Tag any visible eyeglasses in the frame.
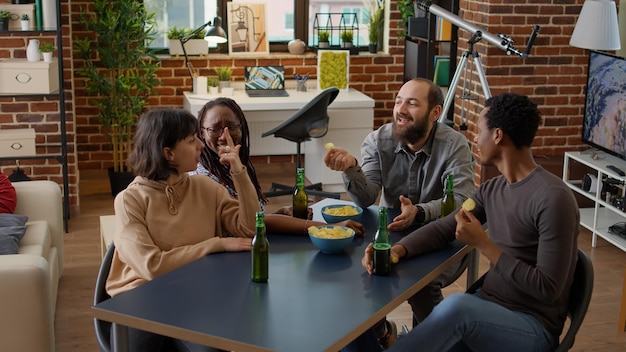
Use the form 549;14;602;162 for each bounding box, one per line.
202;124;241;137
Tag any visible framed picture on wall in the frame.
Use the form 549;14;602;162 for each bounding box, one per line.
227;2;269;56
317;50;350;92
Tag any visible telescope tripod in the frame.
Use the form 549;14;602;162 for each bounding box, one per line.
439;32;492;129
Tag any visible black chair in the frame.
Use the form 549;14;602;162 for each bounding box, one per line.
555;248;594;351
261;87;341;199
94;243;115;352
466;248;594;351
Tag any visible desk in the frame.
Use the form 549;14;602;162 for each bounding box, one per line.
183;89;375;192
93;198;472;352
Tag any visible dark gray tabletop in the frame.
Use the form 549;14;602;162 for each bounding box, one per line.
94;198;470;352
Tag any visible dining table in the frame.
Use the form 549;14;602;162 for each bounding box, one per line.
93;198;475;352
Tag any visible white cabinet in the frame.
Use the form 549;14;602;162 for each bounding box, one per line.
563;151;626;250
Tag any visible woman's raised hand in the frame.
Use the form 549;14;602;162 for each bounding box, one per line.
218;128;244;173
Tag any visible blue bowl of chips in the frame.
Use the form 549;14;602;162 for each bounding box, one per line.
308;225;356;254
320;204;363;223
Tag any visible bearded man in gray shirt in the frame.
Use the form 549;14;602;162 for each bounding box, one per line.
326;78;475;349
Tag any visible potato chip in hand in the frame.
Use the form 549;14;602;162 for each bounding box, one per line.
324;142;335;151
462;198;476;211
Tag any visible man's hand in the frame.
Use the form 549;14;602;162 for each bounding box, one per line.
388;195;418;231
361;243;405;274
455;209;502;264
324;147;357;172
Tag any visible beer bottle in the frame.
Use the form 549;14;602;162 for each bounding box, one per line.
373;206;391;275
293;167;308;219
251;211;269;282
441;174;455;218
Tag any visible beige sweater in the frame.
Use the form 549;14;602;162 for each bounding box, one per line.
106;169;260;296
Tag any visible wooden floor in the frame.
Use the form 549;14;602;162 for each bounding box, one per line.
55;163;626;351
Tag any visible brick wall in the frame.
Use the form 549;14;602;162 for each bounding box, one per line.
0;0;597;203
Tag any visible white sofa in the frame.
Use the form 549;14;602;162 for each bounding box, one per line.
0;180;64;352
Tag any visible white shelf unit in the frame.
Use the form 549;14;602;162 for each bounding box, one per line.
563;151;626;250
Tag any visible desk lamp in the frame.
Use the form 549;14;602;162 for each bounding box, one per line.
570;0;621;50
180;16;228;79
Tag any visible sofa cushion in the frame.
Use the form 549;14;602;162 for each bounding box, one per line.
0;214;28;255
18;221;51;258
0;174;17;214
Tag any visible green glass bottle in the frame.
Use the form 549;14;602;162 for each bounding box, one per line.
441;174;456;218
251;211;269;283
293;167;308;219
373;206;391;275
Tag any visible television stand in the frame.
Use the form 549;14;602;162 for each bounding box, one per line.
563;151;626;331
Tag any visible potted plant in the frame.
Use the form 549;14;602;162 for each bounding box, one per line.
39;41;55;62
318;30;330;48
20;13;30;31
214;66;232;90
397;0;415;38
365;0;384;53
75;0;161;196
168;26;208;56
207;76;219;95
340;29;353;48
0;11;11;31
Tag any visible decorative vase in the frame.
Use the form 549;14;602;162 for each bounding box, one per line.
288;39;306;55
21;20;30;31
42;51;53;62
218;80;230;90
26;39;40;62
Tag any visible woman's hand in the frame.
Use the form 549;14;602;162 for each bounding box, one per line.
221;237;253;252
218;128;244;173
333;220;365;237
274;206;313;219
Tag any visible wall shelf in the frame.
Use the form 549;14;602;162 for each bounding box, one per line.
0;0;69;232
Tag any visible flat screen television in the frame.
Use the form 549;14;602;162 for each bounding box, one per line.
581;51;626;161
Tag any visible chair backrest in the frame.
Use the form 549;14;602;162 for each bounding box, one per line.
261;87;339;143
555;248;594;352
93;243;115;352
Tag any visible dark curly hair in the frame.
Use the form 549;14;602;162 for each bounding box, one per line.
196;98;267;205
129;109;198;181
484;93;541;149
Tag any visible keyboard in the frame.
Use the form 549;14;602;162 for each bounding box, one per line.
246;90;290;97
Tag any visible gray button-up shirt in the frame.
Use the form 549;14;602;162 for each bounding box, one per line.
342;122;475;223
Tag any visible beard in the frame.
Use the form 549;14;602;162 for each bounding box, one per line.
392;112;430;145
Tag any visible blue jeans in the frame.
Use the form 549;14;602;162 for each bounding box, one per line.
386;292;558;352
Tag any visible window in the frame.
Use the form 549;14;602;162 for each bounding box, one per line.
146;0;372;52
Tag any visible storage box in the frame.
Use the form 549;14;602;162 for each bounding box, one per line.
0;59;59;94
0;128;36;157
0;4;36;30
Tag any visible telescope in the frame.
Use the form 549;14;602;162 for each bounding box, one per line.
415;1;540;57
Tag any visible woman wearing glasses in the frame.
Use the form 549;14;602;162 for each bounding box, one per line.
192;97;364;236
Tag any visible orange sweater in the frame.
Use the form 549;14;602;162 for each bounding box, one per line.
106;169;260;296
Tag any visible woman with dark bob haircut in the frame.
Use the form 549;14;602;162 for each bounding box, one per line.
107;108;260;351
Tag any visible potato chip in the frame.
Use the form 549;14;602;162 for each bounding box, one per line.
324;142;335;151
323;205;359;216
462;198;476;211
308;226;353;239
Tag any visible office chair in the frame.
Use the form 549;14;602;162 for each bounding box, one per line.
465;248;594;351
261;87;341;199
94;243;115;352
